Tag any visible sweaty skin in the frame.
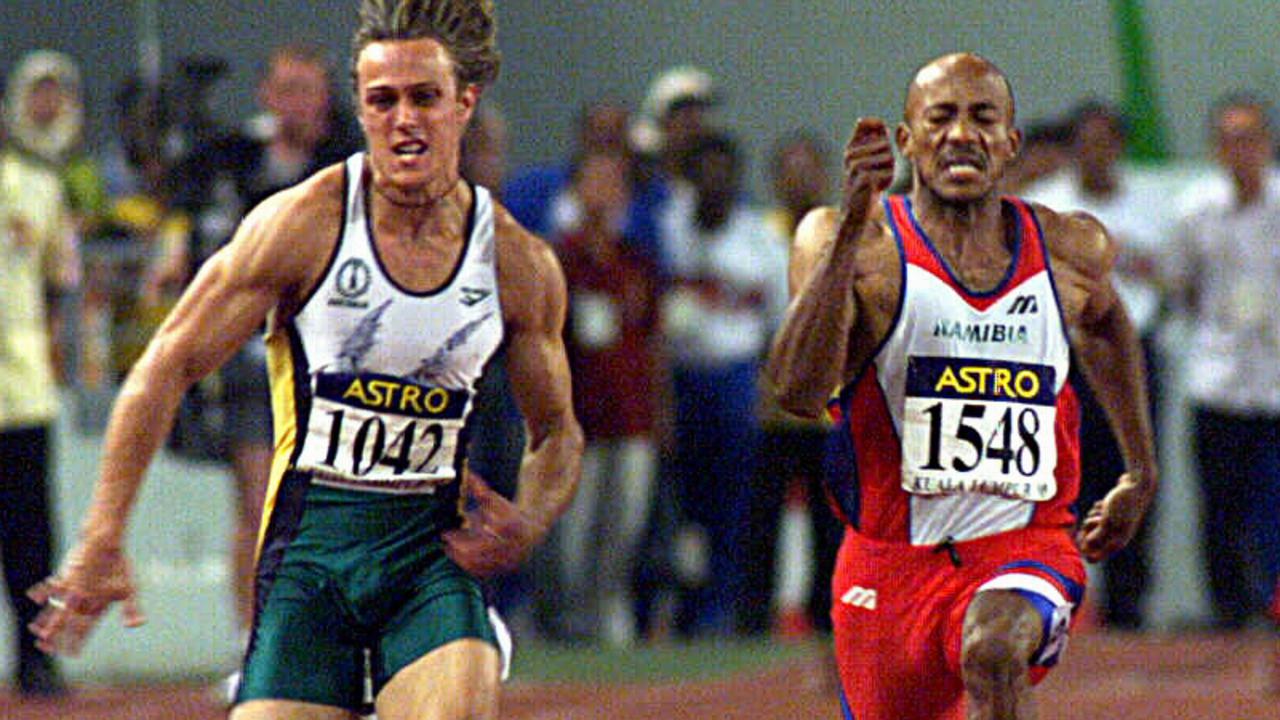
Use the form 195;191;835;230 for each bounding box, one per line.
28;35;582;720
768;53;1155;561
766;53;1156;720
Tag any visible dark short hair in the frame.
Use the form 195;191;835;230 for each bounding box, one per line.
1067;99;1128;141
1021;118;1072;147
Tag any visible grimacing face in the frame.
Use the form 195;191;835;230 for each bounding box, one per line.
897;58;1021;205
356;37;479;201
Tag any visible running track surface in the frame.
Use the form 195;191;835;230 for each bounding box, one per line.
3;631;1276;719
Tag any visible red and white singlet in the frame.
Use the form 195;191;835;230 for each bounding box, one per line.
827;195;1080;544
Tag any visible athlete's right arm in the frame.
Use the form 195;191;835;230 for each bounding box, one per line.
28;175;338;654
765;118;895;418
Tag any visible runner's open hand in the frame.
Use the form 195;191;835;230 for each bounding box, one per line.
27;542;146;656
444;470;541;577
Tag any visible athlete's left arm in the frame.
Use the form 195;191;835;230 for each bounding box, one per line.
444;212;584;578
1047;208;1158;562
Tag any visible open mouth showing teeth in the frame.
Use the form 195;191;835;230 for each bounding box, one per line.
943;157;984;172
941;158;986;180
394;141;427;156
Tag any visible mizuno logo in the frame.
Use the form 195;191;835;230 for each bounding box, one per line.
1007;294;1039;315
840;585;878;610
460;287;492;307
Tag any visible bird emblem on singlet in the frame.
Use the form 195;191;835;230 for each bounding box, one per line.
409;311;495;388
333;299;392;373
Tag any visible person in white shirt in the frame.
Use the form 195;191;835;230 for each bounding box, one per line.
659;131;789;636
1164;93;1280;631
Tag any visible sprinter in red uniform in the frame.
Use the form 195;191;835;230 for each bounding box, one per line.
767;53;1156;720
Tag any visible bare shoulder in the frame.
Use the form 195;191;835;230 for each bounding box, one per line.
791;202;896;289
1024;201;1125;328
795;205;842;244
230;164;346;302
789;200;899;379
246;164;346;251
1030;201;1117;280
492;202;567;331
794;202;892;251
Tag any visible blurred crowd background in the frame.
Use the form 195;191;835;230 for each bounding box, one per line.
1;0;1279;695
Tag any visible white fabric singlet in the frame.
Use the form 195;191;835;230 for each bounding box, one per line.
286;153;503;493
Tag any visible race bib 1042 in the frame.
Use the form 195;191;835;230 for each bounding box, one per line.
295;371;470;490
901;356;1058;501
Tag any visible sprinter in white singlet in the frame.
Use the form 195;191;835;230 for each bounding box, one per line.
28;3;583;720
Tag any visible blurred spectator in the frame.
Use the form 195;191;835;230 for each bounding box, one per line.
659;132;788;636
3;50;105;385
553;150;665;645
503;99;626;233
156;41;361;636
99;78;173;207
765;131;830;234
461;102;509;192
1023;100;1169;630
2;50;106;236
0;65;82;694
1164;93;1280;630
740;131;843;637
627;68;724;637
504;99;667;270
632;66;720;183
1002;118;1072;195
96;78;190;382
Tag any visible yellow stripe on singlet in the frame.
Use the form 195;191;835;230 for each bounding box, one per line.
255;327;303;558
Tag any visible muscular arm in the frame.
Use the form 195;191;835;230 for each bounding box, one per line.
79;187;327;551
500;224;584;536
1048;209;1158;559
765;207;862;417
766;118;895;418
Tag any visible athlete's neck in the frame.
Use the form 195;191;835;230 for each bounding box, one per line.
370;168;463;212
368;170;471;247
912;187;1015;285
911;186;1005;245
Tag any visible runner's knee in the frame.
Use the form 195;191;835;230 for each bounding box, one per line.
961;624;1028;698
960;592;1040;697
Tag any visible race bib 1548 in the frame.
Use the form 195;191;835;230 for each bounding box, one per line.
901;355;1058;501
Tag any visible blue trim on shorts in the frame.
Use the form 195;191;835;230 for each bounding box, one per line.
838;681;857;719
995;560;1085;605
1011;588;1061;667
